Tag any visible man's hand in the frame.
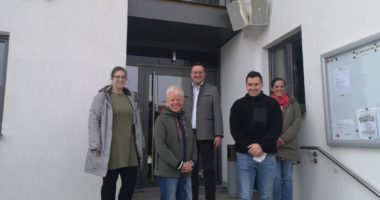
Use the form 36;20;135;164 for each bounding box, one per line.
214;136;222;149
247;143;263;157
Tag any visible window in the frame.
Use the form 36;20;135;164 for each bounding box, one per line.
0;35;9;134
269;32;306;112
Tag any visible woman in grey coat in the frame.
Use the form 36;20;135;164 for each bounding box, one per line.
270;78;301;200
85;66;145;200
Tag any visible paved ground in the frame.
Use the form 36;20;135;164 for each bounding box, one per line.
134;186;240;200
134;186;260;200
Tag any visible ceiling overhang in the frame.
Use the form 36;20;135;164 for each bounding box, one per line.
128;0;238;56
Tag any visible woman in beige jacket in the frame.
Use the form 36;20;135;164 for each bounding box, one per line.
270;78;301;200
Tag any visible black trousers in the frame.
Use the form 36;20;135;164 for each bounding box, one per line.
101;166;137;200
191;138;216;200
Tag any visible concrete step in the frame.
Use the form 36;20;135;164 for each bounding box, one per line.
134;185;259;199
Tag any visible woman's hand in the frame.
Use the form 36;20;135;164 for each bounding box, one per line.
91;149;101;156
277;138;285;148
181;161;193;173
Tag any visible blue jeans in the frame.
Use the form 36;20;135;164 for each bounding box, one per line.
158;175;192;200
236;153;276;200
273;158;294;200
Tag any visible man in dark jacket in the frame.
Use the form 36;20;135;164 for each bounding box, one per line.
230;71;282;200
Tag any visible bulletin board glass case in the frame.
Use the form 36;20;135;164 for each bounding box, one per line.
322;33;380;148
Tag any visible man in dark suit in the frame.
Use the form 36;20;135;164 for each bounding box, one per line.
183;62;223;200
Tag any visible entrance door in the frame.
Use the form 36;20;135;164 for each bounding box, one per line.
135;66;221;188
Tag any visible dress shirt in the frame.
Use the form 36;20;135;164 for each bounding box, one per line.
191;82;204;129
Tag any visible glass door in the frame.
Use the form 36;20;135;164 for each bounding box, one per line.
135;66;221;188
136;67;191;187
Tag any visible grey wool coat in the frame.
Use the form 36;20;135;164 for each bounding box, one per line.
183;83;223;140
276;96;302;163
84;85;145;177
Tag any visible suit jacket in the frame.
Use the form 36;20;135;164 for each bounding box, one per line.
183;82;223;140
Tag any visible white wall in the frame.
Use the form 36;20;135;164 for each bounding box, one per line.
0;0;128;199
298;149;379;200
220;0;380;199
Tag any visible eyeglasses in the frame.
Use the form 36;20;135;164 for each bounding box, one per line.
114;76;126;80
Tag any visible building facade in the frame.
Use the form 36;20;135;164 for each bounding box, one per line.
1;0;380;199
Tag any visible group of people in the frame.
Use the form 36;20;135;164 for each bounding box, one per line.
84;63;301;200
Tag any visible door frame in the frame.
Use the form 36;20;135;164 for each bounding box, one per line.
135;65;221;188
0;35;9;135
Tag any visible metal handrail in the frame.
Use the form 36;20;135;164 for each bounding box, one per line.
300;146;380;198
162;0;232;8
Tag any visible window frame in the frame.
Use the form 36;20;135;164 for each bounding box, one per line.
0;34;10;135
268;31;306;112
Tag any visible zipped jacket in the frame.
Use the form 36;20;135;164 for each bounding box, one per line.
84;85;145;177
276;96;301;163
154;108;197;178
230;92;283;154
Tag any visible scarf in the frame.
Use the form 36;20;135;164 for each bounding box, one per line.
271;93;289;111
175;113;188;161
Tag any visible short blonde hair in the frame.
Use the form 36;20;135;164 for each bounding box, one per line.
166;85;184;100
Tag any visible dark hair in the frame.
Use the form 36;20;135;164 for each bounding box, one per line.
191;62;205;70
271;77;286;88
245;71;263;83
111;66;127;79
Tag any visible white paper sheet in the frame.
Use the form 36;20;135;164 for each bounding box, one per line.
356;108;379;140
253;153;267;163
332;119;358;140
334;67;350;96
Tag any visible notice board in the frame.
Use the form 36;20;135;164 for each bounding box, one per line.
322;33;380;148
